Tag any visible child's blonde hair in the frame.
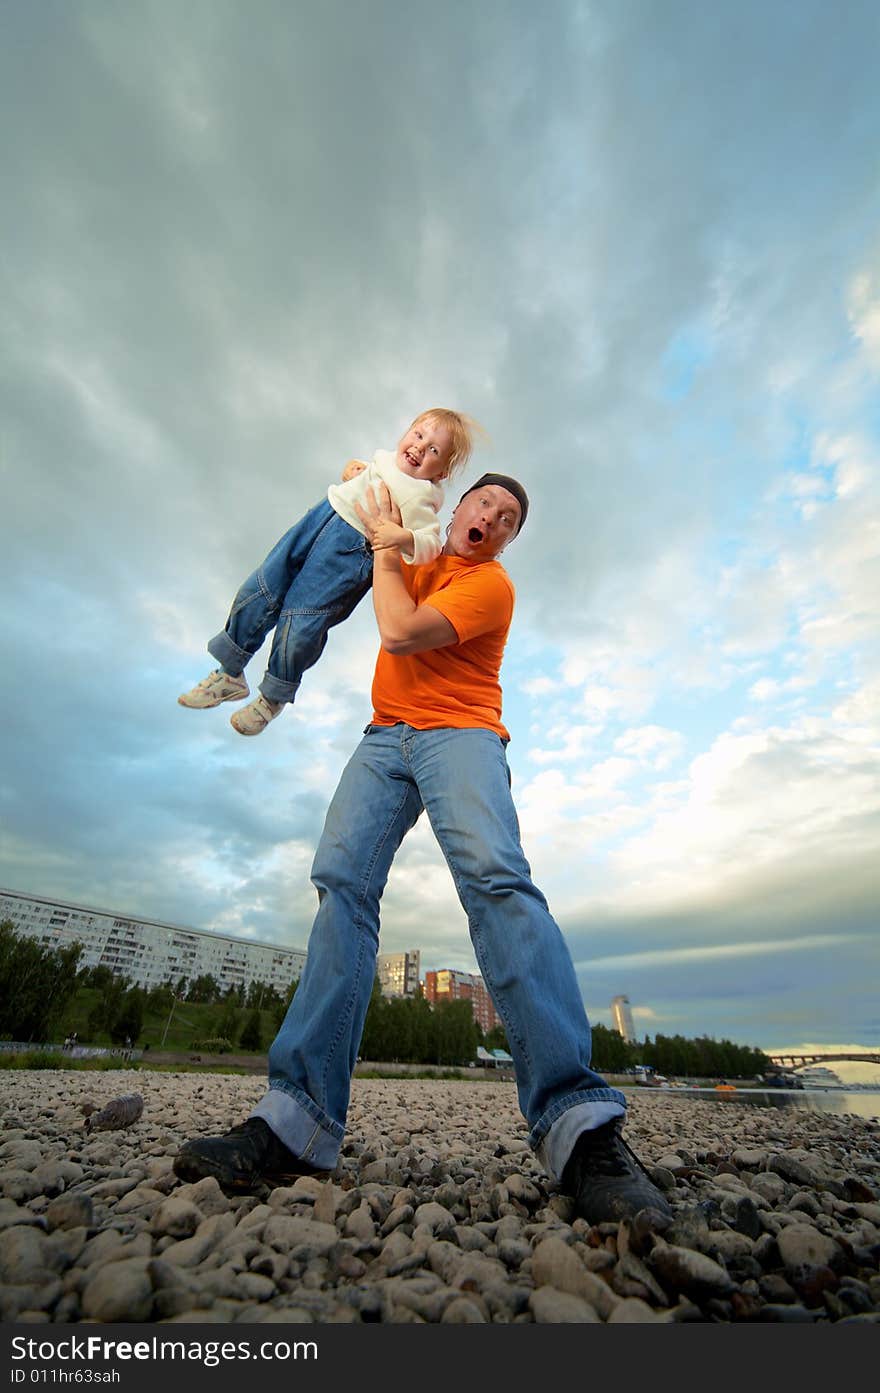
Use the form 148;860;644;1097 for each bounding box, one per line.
411;408;481;481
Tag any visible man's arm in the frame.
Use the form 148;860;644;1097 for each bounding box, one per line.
356;484;457;656
371;549;457;655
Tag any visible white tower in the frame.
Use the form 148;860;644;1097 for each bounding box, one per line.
611;994;636;1043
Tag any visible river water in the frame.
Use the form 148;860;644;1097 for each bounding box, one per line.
622;1086;880;1122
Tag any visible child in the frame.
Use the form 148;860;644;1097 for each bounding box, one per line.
178;409;474;735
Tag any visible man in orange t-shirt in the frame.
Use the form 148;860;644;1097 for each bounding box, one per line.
176;475;670;1226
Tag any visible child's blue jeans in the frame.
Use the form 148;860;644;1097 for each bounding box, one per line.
208;499;374;704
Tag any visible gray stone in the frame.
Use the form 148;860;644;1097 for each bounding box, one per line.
161;1212;236;1267
412;1201;456;1235
0;1140;42;1170
607;1297;665;1322
768;1149;830;1187
152;1197;204;1237
531;1236;620;1319
777;1223;844;1273
529;1287;601;1322
31;1160;83;1196
173;1176;231;1216
344;1201;376;1242
1;1170;42;1202
749;1172;788;1204
81;1258;153;1322
0;1226;62;1284
45;1193;93;1231
648;1238;736;1300
262;1214;339;1259
441;1296;488;1322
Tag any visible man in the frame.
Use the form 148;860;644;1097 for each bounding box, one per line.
174;474;670;1224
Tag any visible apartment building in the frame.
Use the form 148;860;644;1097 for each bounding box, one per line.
0;888;307;997
376;950;421;998
423;968;500;1033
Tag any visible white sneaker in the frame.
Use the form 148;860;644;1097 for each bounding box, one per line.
230;694;283;736
178;670;249;709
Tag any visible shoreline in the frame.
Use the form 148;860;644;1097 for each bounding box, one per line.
1;1070;878;1324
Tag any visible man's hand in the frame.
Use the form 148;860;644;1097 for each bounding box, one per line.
341;459;366;482
355;482;403;545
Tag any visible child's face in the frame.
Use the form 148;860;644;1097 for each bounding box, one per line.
395;416;454;483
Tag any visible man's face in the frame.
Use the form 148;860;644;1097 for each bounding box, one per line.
395;416;454;483
445;484;522;561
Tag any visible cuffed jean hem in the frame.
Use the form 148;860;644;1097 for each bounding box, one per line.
208;630;251;678
249;1080;345;1171
529;1087;627;1182
534;1099;627;1183
258;672;300;704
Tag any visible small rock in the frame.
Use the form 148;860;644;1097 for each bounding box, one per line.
607;1297;664;1322
529;1287;600;1322
152;1198;204;1238
441;1296;487;1323
648;1238;736;1300
45;1193;93;1232
777;1223;844;1274
81;1258;153;1322
413;1202;456;1236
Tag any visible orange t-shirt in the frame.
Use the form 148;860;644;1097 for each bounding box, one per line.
370;555;515;738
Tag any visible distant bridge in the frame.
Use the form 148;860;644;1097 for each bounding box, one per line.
766;1052;880;1070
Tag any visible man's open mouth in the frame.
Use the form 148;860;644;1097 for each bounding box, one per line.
468;527;484;543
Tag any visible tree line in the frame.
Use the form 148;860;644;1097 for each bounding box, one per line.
0;921;771;1076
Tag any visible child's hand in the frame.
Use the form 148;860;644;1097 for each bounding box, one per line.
371;520;413;556
341;459;366;482
355;483;411;557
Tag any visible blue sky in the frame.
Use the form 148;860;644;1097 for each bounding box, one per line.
2;1;878;1072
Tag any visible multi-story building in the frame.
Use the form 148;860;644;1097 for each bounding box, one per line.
611;994;637;1044
376;950;421;998
423;968;500;1033
0;888;307;997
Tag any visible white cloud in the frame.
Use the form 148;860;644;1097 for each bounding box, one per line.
613;725;685;770
848;271;880;371
576;933;862;974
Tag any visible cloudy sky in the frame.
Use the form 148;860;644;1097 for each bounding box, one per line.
3;0;879;1070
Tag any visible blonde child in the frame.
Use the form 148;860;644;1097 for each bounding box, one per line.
178;409;474;735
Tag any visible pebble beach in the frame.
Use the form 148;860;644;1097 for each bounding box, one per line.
1;1071;879;1325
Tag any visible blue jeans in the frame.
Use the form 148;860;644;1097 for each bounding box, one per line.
208;499;374;704
251;724;626;1181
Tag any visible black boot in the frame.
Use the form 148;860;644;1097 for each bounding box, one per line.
561;1119;672;1224
173;1117;327;1192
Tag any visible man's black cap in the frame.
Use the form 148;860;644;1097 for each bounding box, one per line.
457;473;529;534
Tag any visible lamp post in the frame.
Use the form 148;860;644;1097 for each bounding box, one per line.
160;994;180;1049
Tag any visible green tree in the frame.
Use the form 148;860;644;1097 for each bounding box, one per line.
239;1007;263;1053
0;921;83;1041
213;1001;241;1046
187;974;221;1004
145;983;174;1013
484;1024;509;1053
433;1000;478;1065
86;973;131;1041
109;988;145;1045
358;977;388;1060
246;978;280;1011
79;964;115;992
273;977;299;1030
590;1023;629;1072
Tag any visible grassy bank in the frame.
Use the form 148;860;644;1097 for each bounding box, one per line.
50;988;280;1055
